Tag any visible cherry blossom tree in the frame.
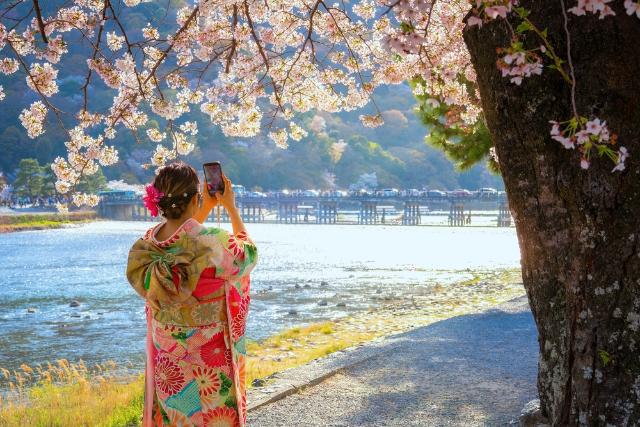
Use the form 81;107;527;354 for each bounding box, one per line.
1;0;640;423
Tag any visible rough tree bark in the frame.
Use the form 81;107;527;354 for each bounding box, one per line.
463;2;640;426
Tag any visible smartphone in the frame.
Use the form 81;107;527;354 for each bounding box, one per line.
203;162;225;196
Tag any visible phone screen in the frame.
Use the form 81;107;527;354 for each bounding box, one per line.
203;162;225;196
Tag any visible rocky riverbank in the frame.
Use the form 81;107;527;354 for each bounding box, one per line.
246;268;525;386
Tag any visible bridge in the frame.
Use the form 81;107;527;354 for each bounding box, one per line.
98;192;512;226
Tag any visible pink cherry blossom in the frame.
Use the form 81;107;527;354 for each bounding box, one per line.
467;16;484;27
485;6;509;19
552;134;576;149
612;146;629;172
586;118;603;135
580;158;590;169
624;0;640;17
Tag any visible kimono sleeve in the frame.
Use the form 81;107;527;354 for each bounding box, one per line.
125;239;150;299
201;227;258;280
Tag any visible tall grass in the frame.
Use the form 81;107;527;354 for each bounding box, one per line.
0;359;142;427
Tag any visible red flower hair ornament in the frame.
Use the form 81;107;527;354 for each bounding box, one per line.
143;184;164;217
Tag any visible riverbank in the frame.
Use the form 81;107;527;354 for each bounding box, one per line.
0;269;525;426
0;211;97;233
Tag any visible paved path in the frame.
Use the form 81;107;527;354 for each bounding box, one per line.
248;296;538;427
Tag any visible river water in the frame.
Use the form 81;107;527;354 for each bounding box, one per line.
0;221;520;372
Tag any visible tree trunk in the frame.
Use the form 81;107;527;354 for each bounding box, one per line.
463;3;640;425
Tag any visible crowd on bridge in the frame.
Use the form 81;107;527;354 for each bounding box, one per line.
235;186;507;199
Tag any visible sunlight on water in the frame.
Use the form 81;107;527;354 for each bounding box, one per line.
0;221;520;371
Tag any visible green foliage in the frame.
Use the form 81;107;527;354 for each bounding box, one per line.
98;391;143;427
411;77;499;174
13;159;44;198
76;168;108;194
598;349;612;367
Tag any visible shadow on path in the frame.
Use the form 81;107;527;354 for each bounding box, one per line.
249;296;538;427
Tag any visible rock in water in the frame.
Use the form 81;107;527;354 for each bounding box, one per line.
336;302;346;307
320;281;328;287
69;300;80;307
519;399;550;427
318;300;328;306
27;308;36;313
287;309;298;316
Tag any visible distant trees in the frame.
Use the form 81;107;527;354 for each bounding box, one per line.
13;159;44;199
11;158;107;200
76;170;108;195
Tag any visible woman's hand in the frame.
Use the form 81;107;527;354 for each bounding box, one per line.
193;180;218;224
217;173;246;235
215;173;237;212
200;179;218;210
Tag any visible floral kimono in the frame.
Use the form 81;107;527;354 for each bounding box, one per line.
126;218;257;427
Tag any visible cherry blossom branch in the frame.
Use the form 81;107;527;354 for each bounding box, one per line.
81;0;110;112
32;0;48;43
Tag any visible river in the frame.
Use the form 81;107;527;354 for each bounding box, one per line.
0;221;520;372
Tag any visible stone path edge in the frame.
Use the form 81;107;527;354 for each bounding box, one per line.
247;334;399;412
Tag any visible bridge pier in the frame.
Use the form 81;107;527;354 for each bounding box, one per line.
449;203;467;226
402;201;421;225
359;202;378;224
206;207;230;223
317;201;338;224
131;203;149;221
497;203;512;227
278;201;299;224
240;202;263;223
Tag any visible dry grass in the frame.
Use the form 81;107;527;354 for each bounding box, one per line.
246;321;377;384
0;359;142;427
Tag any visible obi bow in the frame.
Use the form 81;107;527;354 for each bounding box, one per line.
126;238;208;310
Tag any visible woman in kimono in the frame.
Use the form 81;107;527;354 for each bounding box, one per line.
126;161;257;427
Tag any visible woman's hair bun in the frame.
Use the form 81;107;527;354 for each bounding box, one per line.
153;161;199;220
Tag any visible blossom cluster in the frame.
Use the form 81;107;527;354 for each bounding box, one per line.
496;45;544;85
19;101;48;139
625;0;640;16
550;117;627;171
467;0;632;171
72;192;100;207
568;0;615;18
467;0;519;26
382;1;481;126
26;63;59;97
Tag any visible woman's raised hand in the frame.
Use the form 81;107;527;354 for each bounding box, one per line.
200;179;218;210
192;179;218;224
215;173;237;212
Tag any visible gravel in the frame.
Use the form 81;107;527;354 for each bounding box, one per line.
248;296;538;427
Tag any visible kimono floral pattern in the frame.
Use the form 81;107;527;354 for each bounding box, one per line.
127;218;257;427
